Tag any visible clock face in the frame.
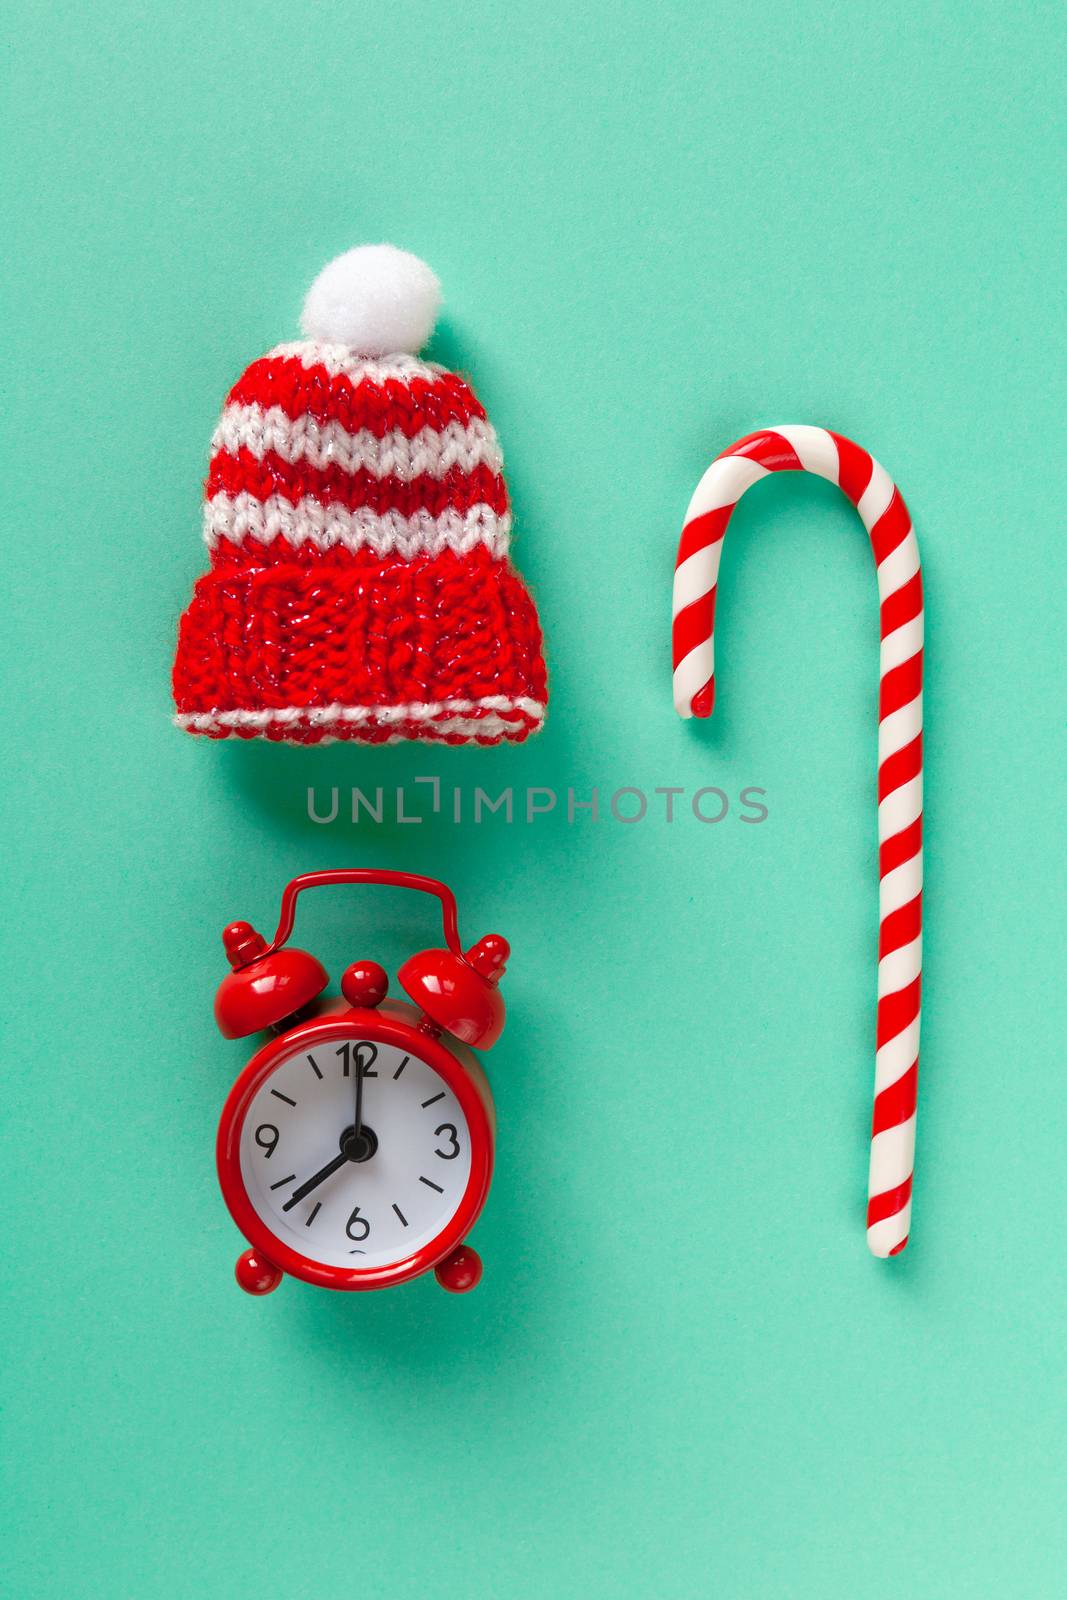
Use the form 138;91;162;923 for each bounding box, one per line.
237;1033;473;1271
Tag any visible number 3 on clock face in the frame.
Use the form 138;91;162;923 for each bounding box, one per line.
218;1020;493;1290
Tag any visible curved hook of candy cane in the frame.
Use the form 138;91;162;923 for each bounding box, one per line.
671;426;923;1257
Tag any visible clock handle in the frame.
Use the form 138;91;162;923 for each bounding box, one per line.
262;869;465;960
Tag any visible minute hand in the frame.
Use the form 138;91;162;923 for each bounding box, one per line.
282;1150;349;1211
353;1050;364;1137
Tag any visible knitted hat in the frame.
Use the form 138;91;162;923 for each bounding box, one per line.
172;245;547;745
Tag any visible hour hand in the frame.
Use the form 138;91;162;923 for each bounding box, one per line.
281;1150;348;1211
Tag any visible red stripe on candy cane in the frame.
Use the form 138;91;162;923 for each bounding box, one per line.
866;1173;913;1229
676;506;732;566
871;1062;918;1137
879;814;923;878
878;734;923;802
671;426;924;1257
880;570;924;636
671;592;718;670
878;895;922;960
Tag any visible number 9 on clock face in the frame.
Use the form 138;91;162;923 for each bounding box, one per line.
217;1019;493;1290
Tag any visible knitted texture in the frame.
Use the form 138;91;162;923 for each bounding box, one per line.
173;298;547;744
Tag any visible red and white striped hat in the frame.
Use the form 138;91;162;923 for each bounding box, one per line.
172;245;547;745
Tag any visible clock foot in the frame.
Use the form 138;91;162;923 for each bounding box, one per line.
434;1245;482;1293
235;1249;283;1295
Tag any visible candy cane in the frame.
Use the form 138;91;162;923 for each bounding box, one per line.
672;427;923;1257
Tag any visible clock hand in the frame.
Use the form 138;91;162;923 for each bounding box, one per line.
281;1149;348;1211
353;1046;365;1139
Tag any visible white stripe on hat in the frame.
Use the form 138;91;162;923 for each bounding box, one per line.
211;406;503;482
203;494;511;558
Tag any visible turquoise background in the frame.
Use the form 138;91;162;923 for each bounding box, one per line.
3;2;1064;1595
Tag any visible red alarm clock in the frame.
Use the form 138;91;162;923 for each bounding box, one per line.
213;869;508;1297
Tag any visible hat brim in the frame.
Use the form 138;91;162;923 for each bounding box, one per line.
173;696;544;745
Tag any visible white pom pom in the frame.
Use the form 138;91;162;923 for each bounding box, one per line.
300;245;441;356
